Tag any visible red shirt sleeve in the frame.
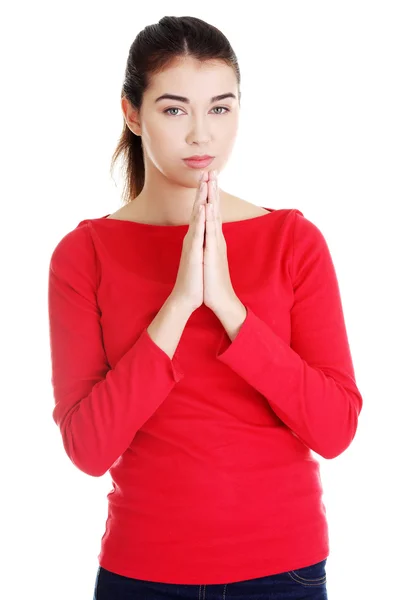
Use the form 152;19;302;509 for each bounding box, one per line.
216;212;363;460
48;223;184;477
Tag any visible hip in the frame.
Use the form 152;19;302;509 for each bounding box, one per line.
93;558;328;599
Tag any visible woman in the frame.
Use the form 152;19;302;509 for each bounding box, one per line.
48;15;363;600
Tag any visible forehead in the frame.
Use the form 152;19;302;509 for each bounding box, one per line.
148;57;236;95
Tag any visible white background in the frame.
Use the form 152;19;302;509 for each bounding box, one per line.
2;2;399;599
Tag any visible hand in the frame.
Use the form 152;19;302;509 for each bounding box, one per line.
171;172;208;313
201;170;237;314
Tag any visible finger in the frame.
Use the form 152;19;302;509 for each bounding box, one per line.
213;173;220;219
192;181;207;234
193;204;205;238
199;181;207;228
205;202;217;247
193;172;206;212
207;175;213;205
211;171;220;218
192;177;207;225
207;175;220;238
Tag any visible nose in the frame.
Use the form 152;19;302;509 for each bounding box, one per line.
187;117;211;145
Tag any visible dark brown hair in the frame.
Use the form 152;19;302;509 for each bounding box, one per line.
110;16;241;205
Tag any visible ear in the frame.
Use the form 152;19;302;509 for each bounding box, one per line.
121;96;141;136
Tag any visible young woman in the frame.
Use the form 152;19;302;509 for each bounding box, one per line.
48;15;363;600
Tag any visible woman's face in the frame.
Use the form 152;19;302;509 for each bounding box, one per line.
131;56;240;185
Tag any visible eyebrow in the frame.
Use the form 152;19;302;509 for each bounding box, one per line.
154;92;237;104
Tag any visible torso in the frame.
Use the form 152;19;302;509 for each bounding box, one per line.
106;193;271;225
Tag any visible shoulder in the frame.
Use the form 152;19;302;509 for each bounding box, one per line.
49;220;98;284
290;210;338;287
292;210;331;250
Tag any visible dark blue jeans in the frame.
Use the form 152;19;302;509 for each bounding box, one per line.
93;558;328;599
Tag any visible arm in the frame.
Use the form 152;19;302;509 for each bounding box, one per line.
147;293;192;360
214;212;363;460
48;224;191;477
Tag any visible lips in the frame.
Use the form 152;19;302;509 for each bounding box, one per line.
185;155;214;160
183;156;214;169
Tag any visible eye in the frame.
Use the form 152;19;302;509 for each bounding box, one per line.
163;106;231;117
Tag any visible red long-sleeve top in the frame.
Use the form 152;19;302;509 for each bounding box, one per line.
47;206;363;585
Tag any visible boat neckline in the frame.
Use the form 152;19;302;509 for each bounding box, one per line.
93;207;281;229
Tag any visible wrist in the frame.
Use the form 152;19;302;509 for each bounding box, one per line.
167;293;196;319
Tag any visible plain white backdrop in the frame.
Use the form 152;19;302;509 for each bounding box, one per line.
2;2;399;599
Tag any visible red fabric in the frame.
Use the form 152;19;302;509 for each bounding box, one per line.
48;207;363;585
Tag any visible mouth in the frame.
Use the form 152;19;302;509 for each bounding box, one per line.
183;156;215;169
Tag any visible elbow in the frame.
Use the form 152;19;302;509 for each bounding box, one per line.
77;463;108;478
322;430;359;460
295;388;363;460
61;428;110;478
320;445;349;460
69;451;109;478
320;396;362;460
55;406;116;477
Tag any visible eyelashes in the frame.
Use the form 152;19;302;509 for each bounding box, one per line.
163;107;231;117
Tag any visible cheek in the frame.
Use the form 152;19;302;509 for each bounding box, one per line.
218;116;239;139
218;130;238;156
142;127;173;161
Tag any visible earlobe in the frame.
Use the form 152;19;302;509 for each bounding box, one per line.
126;122;141;136
126;118;141;136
